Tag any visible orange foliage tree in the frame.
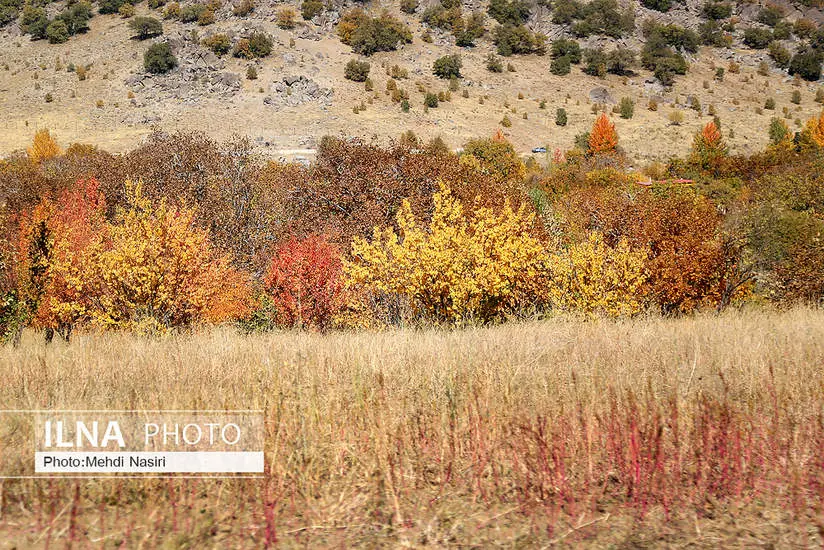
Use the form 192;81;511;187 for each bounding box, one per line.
556;187;738;313
15;179;107;340
802;111;824;148
588;114;618;155
690;121;728;171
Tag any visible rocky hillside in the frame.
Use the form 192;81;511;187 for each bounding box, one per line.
2;0;824;162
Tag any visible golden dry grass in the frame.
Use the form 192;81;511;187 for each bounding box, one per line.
0;307;823;547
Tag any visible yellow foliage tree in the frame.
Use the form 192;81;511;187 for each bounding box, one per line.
548;232;648;318
802;111;824;148
27;129;62;163
92;182;252;332
345;184;549;324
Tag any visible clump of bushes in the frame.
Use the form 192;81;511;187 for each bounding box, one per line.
202;33;230;56
233;32;272;59
337;9;412;56
493;24;547;56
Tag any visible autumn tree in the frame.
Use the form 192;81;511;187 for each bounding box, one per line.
689;121;728;171
549;232;648;318
263;235;344;331
27;129;61;164
346;183;549;325
801;111;824;149
587;113;618;155
92;182;252;333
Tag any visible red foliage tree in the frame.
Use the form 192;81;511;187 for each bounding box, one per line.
264;235;344;330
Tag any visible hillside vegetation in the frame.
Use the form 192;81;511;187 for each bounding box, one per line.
3;0;824;158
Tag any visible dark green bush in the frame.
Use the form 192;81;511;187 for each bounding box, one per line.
144;42;177;73
550;38;581;63
768;42;790;69
702;1;731;20
789;47;823;81
550;55;571;75
433;54;462;79
46;20;69;44
486;53;503;72
606;47;636;75
743;27;773;49
757;5;783;27
487;0;530;25
128;16;163;39
424;92;439;108
582;47;607;76
555;107;567;126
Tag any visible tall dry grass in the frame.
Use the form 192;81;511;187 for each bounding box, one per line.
0;307;823;547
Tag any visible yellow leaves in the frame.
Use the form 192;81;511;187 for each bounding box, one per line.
93;183;251;331
803;111;824;148
27;129;61;164
346;183;549;324
548;232;647;318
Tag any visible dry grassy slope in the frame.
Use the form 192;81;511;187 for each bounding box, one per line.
1;1;823;164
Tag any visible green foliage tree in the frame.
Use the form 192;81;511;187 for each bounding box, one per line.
128;16;163;40
144;42;177;74
433;54;462;79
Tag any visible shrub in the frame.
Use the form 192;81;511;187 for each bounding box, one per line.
569;0;634;38
743;27;773;49
179;3;205;22
144;42;177;74
641;0;676;13
202;33;230;55
556;107;567;126
247;32;272;58
119;2;135;17
345;184;548;324
276;7;297;29
21;6;49;39
669;110;684;125
424;92;439;108
128;16;163;40
702;1;731;20
641;33;687;86
58;2;92;35
588;113;618;154
549;232;647;318
789;48;823;81
768;42;790;69
765;97;776;110
263;235;344;331
757;4;783;27
606;47;636;75
619;96;634;119
551;38;582;63
501;114;512;127
493;24;547;56
344;59;370;82
433;54;462;79
301;0;323;20
550;55;571;75
99;0;127;15
794;18;817;39
792;90;802;105
768;117;790;145
46;20;69;44
488;0;531;25
246;65;257;80
164;2;180;19
582;47;607;76
486;53;504;72
461;136;525;182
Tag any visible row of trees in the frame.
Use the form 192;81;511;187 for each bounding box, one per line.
3;110;824;340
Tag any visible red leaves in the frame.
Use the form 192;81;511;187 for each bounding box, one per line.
264;235;344;331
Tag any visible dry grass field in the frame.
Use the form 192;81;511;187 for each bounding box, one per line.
0;307;823;547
